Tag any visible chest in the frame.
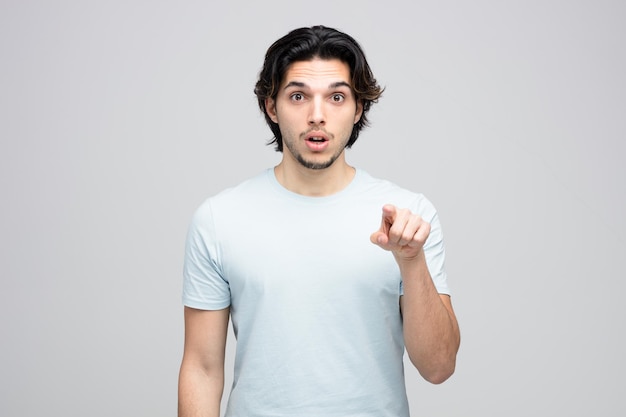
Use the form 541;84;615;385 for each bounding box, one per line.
216;202;401;306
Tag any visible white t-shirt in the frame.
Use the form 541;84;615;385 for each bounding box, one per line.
183;168;449;417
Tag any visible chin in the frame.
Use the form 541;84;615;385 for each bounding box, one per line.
297;157;336;170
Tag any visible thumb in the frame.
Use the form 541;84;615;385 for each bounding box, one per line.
370;230;388;246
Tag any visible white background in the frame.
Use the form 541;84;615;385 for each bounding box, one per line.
1;0;624;416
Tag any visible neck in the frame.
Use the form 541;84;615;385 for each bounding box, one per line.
274;156;355;197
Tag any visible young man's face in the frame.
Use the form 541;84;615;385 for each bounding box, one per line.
266;58;363;170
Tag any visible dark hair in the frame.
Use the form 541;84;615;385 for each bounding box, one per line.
254;25;383;152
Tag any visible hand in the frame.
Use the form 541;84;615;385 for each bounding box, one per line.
370;204;431;262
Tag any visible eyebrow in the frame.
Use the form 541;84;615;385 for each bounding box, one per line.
283;81;352;90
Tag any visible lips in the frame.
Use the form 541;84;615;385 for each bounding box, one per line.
304;131;330;142
304;131;330;151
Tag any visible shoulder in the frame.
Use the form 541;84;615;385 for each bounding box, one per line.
188;170;273;230
354;169;437;217
197;169;273;209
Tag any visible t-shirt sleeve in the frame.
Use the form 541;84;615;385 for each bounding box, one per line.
400;195;450;296
182;200;231;310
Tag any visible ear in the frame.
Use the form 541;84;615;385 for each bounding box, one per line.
265;98;278;123
354;101;364;124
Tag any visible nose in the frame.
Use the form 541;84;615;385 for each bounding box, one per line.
308;97;325;126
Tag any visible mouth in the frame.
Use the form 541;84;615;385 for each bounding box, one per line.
306;136;328;143
303;132;330;151
304;130;330;142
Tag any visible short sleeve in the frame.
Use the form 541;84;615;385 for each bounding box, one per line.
182;200;231;310
399;195;450;296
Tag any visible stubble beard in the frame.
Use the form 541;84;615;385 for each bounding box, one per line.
294;151;343;170
283;131;348;170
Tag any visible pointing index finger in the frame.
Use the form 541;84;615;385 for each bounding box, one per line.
382;204;396;221
379;204;396;236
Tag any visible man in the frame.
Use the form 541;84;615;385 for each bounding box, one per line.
178;26;460;417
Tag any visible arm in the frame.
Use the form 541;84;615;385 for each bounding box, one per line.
178;306;230;417
371;205;460;384
399;256;460;384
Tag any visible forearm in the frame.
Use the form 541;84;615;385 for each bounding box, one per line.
178;361;224;417
399;251;460;384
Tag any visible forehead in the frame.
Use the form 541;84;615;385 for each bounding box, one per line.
281;58;351;87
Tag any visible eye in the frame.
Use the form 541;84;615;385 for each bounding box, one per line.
290;93;304;102
331;94;345;103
